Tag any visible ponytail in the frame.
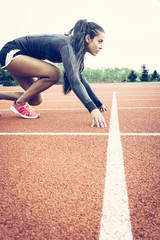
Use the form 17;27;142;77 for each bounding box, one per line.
63;19;104;94
67;19;88;72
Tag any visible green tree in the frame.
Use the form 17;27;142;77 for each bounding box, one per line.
128;70;137;82
83;68;104;83
140;64;149;82
151;70;159;81
0;68;17;86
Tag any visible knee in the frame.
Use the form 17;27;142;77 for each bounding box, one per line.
49;67;61;84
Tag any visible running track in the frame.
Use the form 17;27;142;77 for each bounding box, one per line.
0;83;160;239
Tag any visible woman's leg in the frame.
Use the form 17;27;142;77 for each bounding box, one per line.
11;76;43;106
0;91;24;101
0;77;42;106
4;55;61;105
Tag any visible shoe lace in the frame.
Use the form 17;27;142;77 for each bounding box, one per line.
25;103;34;113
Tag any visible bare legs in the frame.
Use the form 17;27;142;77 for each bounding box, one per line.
0;91;24;101
0;56;61;106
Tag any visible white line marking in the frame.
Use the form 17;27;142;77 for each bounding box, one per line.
1;106;160;112
121;133;160;136
0;132;109;136
118;107;160;109
118;98;160;102
0;132;159;136
117;94;160;96
99;92;133;240
34;108;85;111
1;98;160;104
0;108;86;111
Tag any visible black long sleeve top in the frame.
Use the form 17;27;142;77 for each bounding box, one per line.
2;34;103;112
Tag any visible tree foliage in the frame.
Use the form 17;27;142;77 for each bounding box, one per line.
151;70;159;81
127;70;138;82
83;67;131;83
0;68;17;86
140;64;150;82
0;63;159;87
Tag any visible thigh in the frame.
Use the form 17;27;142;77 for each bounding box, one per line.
5;55;59;78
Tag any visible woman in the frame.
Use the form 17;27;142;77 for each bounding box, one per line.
0;19;107;128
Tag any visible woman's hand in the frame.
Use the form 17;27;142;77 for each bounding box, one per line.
91;108;107;128
99;104;107;112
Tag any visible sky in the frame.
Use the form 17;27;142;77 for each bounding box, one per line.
0;0;160;73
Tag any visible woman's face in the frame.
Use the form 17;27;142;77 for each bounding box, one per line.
85;31;105;56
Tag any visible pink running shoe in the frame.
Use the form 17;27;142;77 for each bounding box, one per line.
0;112;1;117
10;101;40;119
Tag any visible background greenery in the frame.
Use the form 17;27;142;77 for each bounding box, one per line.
0;63;159;87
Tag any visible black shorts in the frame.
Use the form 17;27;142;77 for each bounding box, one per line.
0;41;22;69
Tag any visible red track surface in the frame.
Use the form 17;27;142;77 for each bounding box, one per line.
0;83;160;239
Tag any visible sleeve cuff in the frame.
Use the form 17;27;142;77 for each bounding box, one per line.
95;100;103;108
85;102;97;112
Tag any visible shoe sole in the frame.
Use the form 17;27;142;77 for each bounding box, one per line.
10;106;40;119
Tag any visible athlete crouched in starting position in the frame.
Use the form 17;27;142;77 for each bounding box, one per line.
0;19;107;128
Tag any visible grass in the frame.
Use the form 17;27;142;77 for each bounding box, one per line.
122;81;160;85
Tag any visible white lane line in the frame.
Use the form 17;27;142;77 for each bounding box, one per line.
99;92;133;240
0;132;159;136
117;99;160;101
1;106;160;112
33;108;85;111
118;107;160;109
1;98;160;104
0;132;109;136
0;99;112;103
121;133;160;136
0;108;86;111
0;132;160;137
117;94;160;96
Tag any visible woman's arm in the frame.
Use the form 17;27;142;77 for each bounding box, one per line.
80;73;107;112
60;45;106;127
60;45;96;112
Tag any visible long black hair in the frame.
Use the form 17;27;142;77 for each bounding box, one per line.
63;19;105;94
